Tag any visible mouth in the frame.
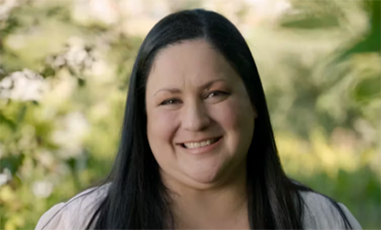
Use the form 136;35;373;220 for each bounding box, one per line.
179;136;222;149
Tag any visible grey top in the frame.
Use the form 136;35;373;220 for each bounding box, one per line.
35;184;362;230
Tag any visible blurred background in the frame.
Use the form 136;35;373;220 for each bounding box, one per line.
0;0;379;229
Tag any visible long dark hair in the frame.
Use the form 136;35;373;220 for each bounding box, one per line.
86;9;352;229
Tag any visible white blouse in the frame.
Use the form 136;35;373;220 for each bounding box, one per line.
35;184;362;230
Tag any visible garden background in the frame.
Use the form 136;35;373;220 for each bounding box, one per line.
0;0;379;229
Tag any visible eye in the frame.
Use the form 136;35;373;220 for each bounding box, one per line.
205;91;228;98
160;98;181;106
204;91;230;103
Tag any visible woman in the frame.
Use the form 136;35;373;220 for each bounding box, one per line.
36;9;362;229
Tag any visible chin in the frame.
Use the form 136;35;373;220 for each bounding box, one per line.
182;165;225;187
178;153;239;187
188;173;219;185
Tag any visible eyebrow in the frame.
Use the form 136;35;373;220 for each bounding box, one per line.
154;79;227;96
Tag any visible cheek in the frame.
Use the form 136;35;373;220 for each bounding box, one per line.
210;96;255;157
147;109;178;149
211;97;253;131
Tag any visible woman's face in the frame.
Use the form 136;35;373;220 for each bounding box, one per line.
145;39;256;189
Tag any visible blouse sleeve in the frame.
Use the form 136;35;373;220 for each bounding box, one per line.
301;191;362;229
35;184;109;230
338;203;362;230
35;202;70;230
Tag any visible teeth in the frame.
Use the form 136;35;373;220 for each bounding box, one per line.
183;138;217;149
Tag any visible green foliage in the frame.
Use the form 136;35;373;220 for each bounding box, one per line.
0;0;379;229
353;75;380;103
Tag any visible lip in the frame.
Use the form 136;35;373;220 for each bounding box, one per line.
177;136;223;155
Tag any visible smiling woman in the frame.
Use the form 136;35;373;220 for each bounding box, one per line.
35;9;362;230
146;40;255;191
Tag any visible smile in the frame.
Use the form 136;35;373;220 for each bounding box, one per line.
182;137;221;149
178;136;223;155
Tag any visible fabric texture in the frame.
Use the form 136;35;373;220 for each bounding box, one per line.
35;184;362;230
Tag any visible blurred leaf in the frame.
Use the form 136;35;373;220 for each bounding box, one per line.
366;0;380;38
353;76;381;102
45;5;71;21
77;77;86;87
0;112;16;130
16;105;27;124
0;154;25;175
66;157;76;171
0;16;20;37
340;1;380;58
66;157;82;189
341;35;380;57
40;66;55;78
280;13;340;29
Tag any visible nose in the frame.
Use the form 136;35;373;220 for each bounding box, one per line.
181;99;211;131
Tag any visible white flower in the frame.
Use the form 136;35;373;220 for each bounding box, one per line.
53;37;95;72
89;0;119;25
0;168;12;187
0;0;19;21
32;180;53;198
72;0;119;25
52;111;90;159
0;69;48;101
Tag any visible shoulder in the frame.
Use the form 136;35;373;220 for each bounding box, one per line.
300;191;362;229
35;183;110;230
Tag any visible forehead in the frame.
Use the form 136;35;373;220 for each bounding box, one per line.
146;39;239;91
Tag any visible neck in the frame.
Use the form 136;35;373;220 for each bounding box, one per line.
163;166;250;229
